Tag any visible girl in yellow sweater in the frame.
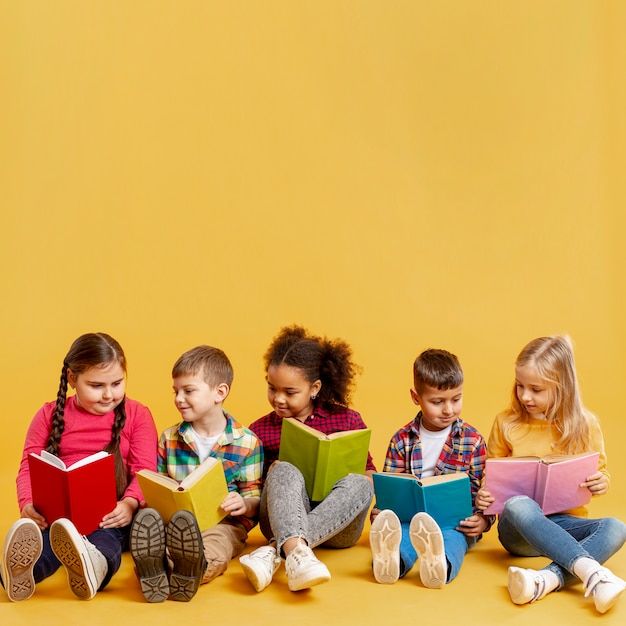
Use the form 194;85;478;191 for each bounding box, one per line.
477;336;625;614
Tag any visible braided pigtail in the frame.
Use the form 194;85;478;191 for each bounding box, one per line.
46;362;69;456
105;399;129;499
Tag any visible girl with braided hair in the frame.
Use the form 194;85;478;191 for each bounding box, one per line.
1;333;157;601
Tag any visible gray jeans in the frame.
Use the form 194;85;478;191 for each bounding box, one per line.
259;461;374;556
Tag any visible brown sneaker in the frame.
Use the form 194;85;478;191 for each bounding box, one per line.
130;508;169;602
166;511;206;601
1;519;43;601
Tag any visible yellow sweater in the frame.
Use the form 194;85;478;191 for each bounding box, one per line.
486;412;609;516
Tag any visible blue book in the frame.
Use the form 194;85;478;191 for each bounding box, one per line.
372;472;473;528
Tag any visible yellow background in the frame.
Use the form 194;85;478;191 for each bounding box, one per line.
1;1;624;624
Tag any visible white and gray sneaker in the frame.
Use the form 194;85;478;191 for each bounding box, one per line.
1;518;43;601
284;544;330;591
50;518;107;600
584;566;626;614
239;545;282;592
370;510;401;584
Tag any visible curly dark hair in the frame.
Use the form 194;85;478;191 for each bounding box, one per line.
264;325;359;406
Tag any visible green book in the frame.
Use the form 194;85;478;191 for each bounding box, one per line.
372;472;472;529
278;417;371;501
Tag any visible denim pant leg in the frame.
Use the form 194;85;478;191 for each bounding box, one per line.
399;522;416;578
86;527;129;590
442;528;471;583
33;529;61;583
259;462;373;555
497;495;626;587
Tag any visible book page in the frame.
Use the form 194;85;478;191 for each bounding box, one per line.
137;469;180;490
180;456;221;489
67;450;110;471
35;450;67;470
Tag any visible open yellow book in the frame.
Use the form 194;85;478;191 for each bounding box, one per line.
278;417;371;501
137;456;229;531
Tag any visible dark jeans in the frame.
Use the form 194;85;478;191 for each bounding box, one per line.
35;526;129;590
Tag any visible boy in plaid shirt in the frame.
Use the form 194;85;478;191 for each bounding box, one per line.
370;349;490;588
130;346;263;602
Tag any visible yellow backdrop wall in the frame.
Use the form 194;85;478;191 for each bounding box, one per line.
1;1;624;521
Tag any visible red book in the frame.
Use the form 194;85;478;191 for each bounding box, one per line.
28;450;117;535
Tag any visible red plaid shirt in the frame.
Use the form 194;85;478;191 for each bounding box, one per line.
250;402;377;478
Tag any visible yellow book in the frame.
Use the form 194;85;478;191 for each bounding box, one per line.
137;456;229;531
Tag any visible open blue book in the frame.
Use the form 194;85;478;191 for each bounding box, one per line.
372;472;473;529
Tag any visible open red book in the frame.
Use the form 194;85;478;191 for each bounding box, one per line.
28;450;117;535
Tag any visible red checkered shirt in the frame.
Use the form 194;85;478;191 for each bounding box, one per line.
250;402;377;478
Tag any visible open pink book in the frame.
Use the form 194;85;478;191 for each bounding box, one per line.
483;451;599;515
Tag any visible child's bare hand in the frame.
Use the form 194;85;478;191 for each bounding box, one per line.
101;498;137;528
370;507;381;524
457;514;488;537
581;471;609;496
221;492;247;516
475;487;494;511
21;503;48;529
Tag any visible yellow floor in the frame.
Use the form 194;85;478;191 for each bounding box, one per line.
2;509;625;626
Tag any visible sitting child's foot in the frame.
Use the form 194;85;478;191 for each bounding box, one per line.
583;566;626;614
130;508;169;603
285;544;331;591
166;510;206;601
239;545;281;592
1;519;43;601
409;512;446;589
507;567;553;604
50;518;107;600
370;509;401;584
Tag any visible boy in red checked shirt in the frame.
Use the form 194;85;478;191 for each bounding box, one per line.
370;349;490;588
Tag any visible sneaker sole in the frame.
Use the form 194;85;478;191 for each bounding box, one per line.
287;568;331;592
166;511;205;602
50;521;98;599
409;514;446;589
370;511;401;584
508;567;536;604
239;555;268;592
130;509;169;603
2;521;42;601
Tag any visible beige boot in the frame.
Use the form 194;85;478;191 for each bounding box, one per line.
50;519;107;600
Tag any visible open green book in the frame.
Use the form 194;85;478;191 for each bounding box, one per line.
137;456;229;531
373;472;473;528
278;417;371;501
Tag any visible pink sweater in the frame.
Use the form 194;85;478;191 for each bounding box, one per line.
17;395;158;511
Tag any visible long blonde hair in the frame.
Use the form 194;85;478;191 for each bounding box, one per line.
506;335;592;454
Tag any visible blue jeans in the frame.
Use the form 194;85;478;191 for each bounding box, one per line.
498;496;626;587
398;522;474;583
34;526;129;590
259;462;373;556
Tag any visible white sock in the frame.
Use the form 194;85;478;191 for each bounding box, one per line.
542;569;561;594
573;557;601;583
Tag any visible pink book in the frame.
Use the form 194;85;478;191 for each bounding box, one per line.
483;452;599;515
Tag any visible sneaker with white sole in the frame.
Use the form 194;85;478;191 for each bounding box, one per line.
50;518;107;600
507;567;550;604
583;566;626;614
166;510;206;602
409;512;447;589
285;543;330;591
370;510;401;584
130;508;169;602
1;519;43;601
239;545;281;592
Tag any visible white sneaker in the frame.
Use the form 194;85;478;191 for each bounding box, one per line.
409;512;446;589
1;519;43;601
285;544;331;591
50;519;107;600
584;566;626;614
508;567;550;604
370;510;401;584
239;545;281;592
